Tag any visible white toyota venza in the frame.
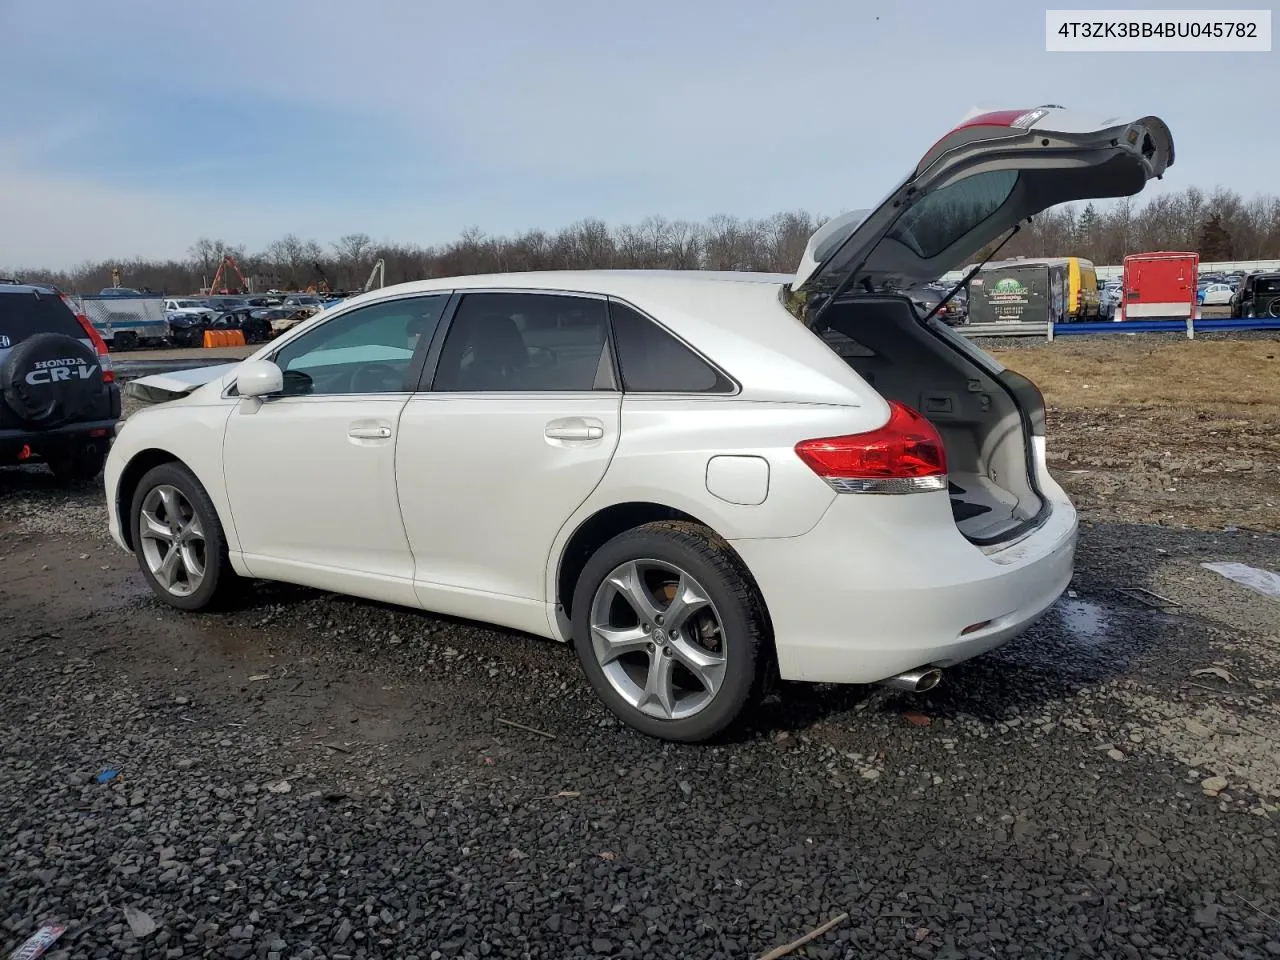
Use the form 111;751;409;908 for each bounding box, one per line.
106;107;1174;741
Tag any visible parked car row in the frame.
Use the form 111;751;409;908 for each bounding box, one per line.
161;293;343;348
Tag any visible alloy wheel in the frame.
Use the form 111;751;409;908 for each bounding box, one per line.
138;484;207;597
588;559;728;721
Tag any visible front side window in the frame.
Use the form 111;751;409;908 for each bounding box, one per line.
432;292;611;392
272;294;448;396
888;169;1019;259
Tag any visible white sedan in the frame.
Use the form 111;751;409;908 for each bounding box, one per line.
105;106;1174;741
1201;282;1235;306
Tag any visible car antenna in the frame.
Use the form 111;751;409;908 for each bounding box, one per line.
920;221;1024;324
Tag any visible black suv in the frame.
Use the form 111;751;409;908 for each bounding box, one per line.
1230;272;1280;319
0;281;120;483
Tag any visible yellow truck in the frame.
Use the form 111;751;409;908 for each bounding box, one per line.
1067;257;1101;320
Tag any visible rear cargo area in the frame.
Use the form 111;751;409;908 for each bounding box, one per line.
814;295;1045;545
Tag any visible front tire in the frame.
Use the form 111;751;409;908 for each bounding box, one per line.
129;462;241;611
571;521;771;742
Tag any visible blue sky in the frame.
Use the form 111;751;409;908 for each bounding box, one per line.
1;0;1276;267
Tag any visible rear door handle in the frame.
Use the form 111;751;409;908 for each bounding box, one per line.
545;417;605;441
348;421;393;440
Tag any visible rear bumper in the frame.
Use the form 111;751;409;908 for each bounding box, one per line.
731;482;1078;684
1;419;118;464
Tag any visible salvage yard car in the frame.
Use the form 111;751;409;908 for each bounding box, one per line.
104;107;1174;741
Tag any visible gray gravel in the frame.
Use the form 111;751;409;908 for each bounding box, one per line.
3;463;1280;958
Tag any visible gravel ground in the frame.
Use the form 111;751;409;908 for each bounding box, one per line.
3;342;1280;959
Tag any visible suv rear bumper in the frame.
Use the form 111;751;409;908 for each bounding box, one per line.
730;483;1078;685
1;419;118;464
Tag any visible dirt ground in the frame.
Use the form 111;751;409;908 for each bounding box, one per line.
990;335;1280;533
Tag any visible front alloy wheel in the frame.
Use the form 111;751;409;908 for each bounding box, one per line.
139;484;206;597
130;462;240;610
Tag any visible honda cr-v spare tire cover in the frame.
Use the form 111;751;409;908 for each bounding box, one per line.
0;332;104;428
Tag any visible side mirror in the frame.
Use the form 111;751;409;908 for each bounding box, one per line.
236;359;284;398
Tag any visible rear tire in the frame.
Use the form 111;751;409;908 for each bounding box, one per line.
571;521;771;742
129;462;242;611
47;445;108;486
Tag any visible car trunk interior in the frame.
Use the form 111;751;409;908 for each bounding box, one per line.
813;294;1044;544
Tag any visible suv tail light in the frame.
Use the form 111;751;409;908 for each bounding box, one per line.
63;295;114;383
795;401;948;494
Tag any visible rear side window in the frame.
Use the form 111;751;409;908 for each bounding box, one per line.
0;290;82;346
608;302;733;394
433;292;612;392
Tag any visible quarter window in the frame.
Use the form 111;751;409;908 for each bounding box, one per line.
432;293;612;392
609;302;732;393
271;295;447;396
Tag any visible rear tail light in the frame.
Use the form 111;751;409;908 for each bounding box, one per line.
795;401;948;494
63;295;113;383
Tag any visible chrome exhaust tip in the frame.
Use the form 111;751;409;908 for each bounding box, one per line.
878;667;943;693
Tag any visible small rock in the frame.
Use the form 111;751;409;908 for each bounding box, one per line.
1106;749;1126;762
678;781;692;797
1183;718;1214;737
591;938;613;955
1201;775;1228;795
122;905;157;939
861;769;881;780
1194;903;1221;927
334;919;352;944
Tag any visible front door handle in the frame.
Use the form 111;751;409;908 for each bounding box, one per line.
348;421;393;440
545;417;605;441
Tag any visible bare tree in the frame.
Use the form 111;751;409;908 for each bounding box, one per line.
332;233;373;287
13;186;1280;297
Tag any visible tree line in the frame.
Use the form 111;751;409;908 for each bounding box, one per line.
6;185;1279;296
